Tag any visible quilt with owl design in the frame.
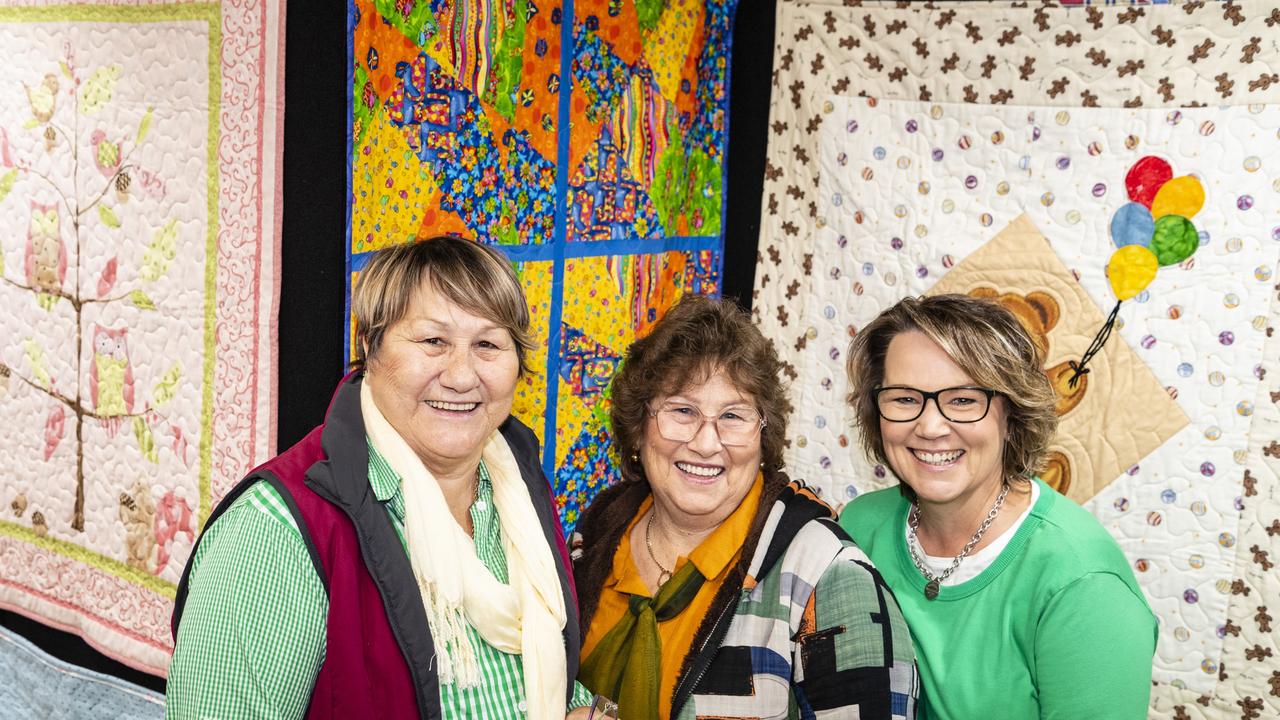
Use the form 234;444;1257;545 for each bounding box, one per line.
347;0;738;533
753;2;1280;717
0;2;284;676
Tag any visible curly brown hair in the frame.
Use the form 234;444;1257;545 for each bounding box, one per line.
845;294;1059;495
610;294;792;484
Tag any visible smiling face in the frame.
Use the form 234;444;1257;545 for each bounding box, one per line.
365;279;520;477
640;368;763;531
880;331;1008;509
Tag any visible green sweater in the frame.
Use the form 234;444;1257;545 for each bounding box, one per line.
839;479;1156;720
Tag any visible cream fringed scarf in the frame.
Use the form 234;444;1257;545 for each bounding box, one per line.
360;382;567;720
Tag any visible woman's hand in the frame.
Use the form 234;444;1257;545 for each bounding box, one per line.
567;694;618;720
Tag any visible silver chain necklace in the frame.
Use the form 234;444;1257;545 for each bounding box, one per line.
907;484;1010;600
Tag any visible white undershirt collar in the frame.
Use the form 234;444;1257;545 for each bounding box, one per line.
906;481;1041;586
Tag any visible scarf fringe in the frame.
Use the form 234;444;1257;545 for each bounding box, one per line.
419;579;480;687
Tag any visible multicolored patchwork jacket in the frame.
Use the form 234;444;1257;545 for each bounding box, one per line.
573;474;919;720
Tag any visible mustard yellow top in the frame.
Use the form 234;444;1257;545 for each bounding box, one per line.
580;474;764;719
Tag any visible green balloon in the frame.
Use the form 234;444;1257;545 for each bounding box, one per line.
1150;215;1198;266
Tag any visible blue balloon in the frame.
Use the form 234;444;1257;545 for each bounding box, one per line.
1110;202;1155;249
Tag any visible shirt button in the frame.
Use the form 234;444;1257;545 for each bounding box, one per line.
474;499;487;511
517;700;527;712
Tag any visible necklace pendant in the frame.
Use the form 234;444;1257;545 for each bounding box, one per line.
924;579;941;600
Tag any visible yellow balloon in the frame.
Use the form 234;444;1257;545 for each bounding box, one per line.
1107;245;1158;301
1150;175;1205;219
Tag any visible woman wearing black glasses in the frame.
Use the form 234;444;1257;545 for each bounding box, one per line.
840;294;1156;720
572;294;918;720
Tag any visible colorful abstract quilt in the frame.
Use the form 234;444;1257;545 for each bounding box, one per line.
347;0;738;531
755;1;1280;717
0;2;284;676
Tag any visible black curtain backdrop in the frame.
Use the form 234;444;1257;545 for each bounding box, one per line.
723;0;775;310
0;0;775;692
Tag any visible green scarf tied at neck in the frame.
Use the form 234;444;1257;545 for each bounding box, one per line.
579;560;706;720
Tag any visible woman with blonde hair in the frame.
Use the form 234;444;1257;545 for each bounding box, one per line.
840;293;1156;719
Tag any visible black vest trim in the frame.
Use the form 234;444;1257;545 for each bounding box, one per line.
305;376;440;720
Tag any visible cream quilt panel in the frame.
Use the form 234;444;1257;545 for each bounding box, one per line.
756;2;1280;716
0;2;283;676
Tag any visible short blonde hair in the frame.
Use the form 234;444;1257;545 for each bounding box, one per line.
352;237;535;375
845;294;1058;489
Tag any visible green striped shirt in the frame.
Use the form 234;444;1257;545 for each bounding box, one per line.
167;443;593;719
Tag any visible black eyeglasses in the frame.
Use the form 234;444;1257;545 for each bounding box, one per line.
873;386;1000;423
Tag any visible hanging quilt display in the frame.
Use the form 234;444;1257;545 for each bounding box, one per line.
0;1;285;675
754;2;1280;717
347;0;739;532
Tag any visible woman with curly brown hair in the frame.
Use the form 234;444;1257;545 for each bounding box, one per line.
840;293;1156;719
572;294;918;720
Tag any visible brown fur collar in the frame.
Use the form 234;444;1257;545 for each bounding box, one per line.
572;470;792;705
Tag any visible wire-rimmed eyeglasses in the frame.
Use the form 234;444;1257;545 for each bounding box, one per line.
874;386;1000;423
647;401;766;447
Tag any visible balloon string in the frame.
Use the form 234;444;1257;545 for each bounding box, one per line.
1068;300;1122;389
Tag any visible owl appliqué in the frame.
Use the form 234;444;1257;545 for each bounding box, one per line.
90;324;134;436
24;201;66;297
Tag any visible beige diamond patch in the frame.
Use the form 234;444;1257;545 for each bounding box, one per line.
929;214;1188;504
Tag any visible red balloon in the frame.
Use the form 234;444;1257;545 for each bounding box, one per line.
1125;156;1173;208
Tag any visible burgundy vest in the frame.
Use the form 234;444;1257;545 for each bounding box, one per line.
174;374;581;720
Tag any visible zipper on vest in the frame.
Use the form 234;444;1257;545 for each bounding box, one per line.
670;591;740;715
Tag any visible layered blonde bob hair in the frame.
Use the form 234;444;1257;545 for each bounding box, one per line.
352;236;535;375
845;294;1058;492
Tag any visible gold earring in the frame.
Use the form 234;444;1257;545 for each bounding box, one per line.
630;453;639;462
